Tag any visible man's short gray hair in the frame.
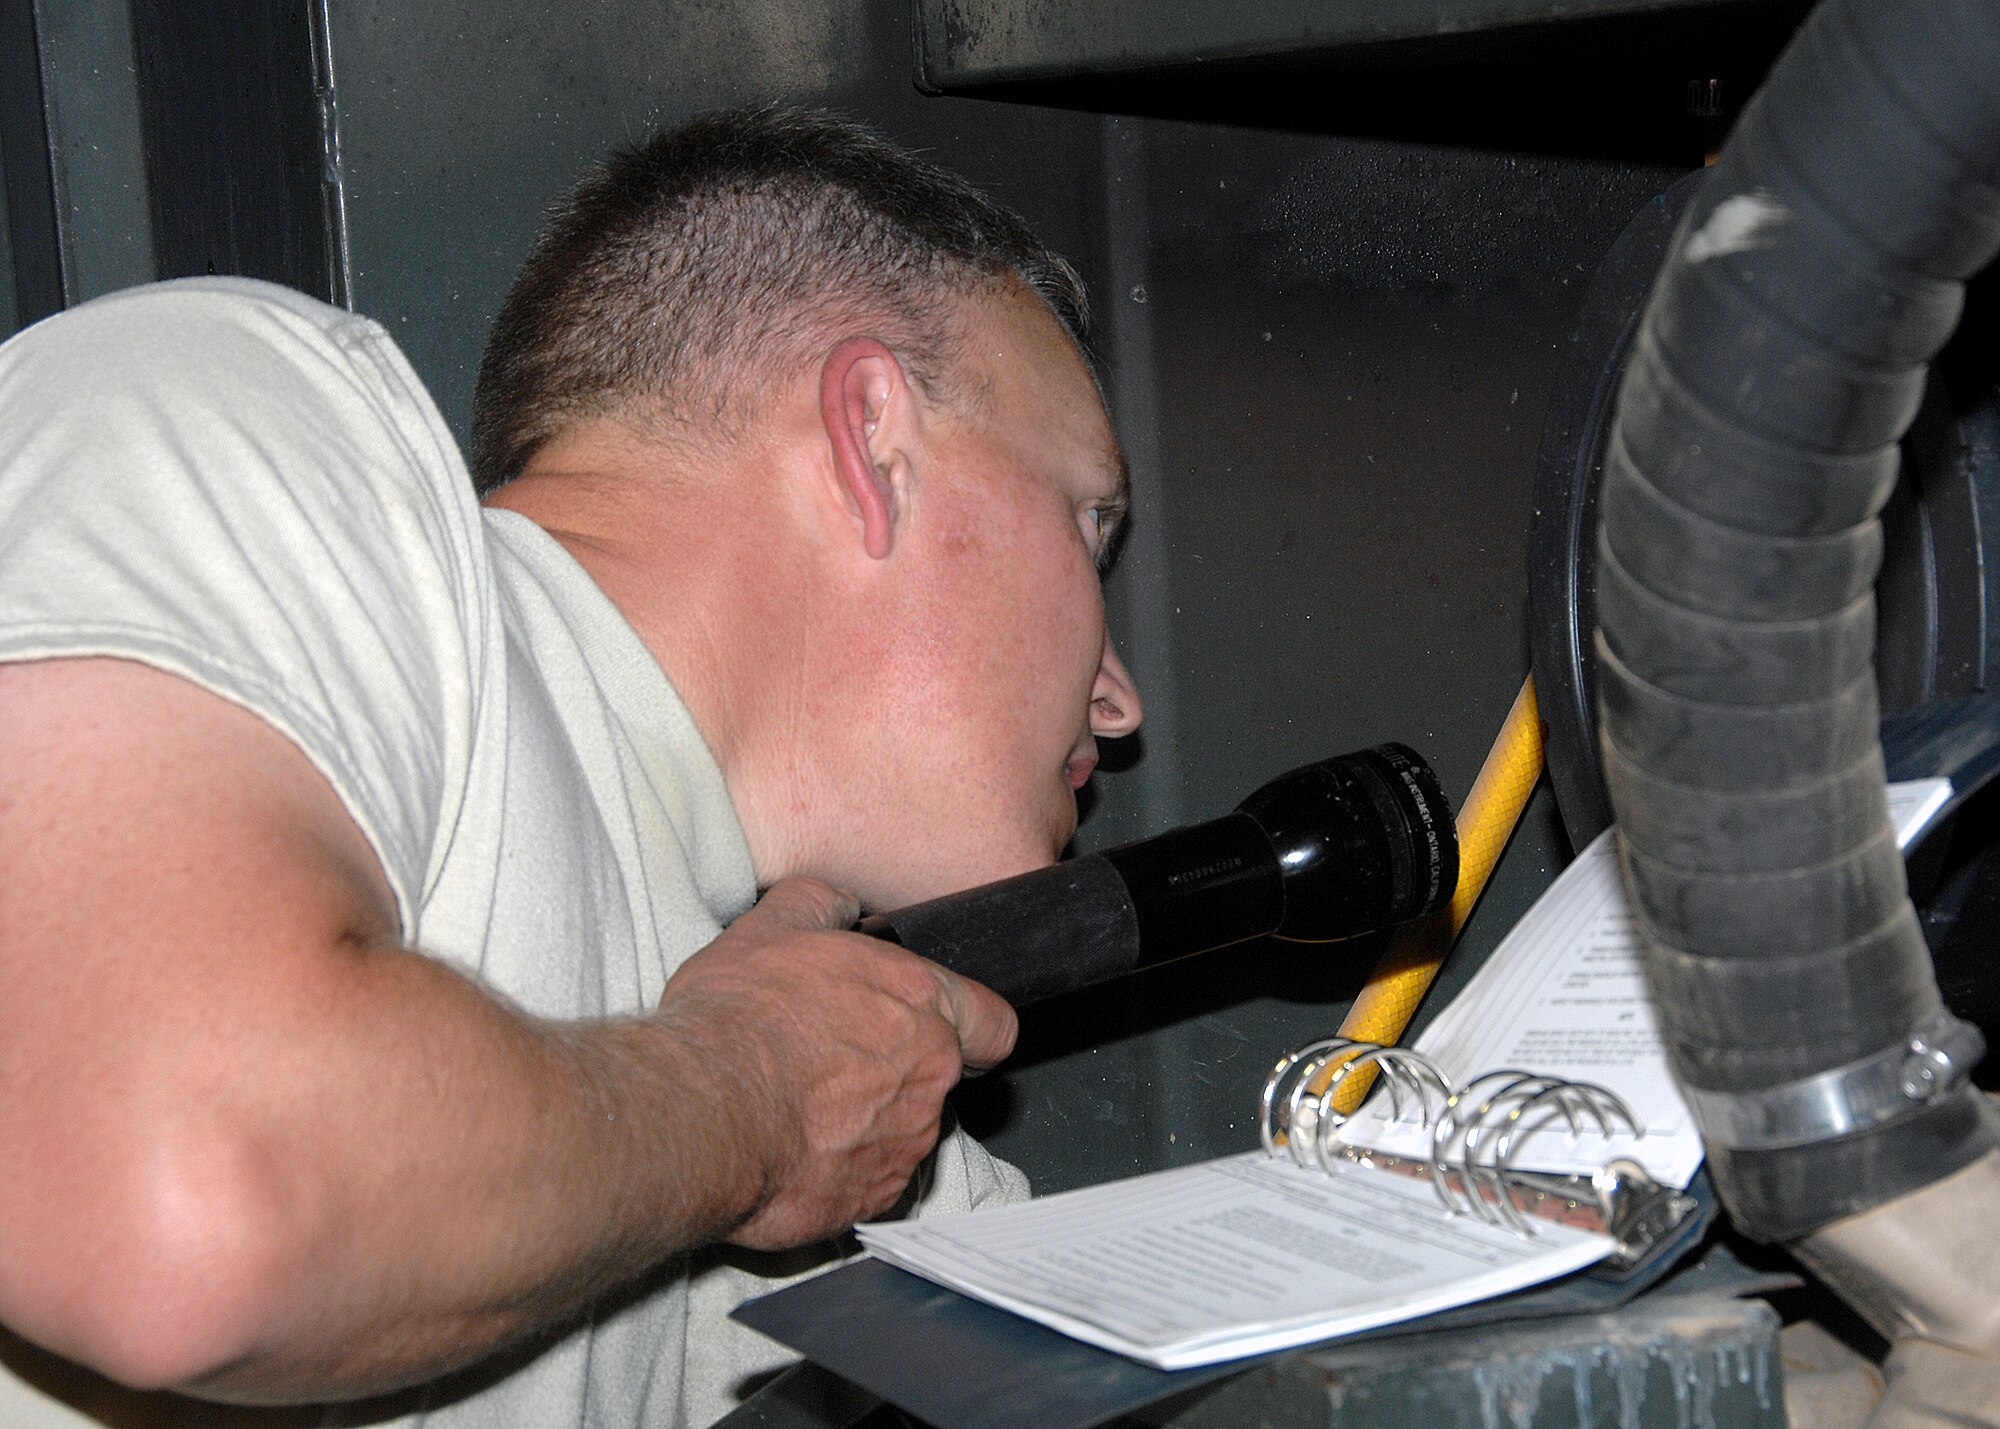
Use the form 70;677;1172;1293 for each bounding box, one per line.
470;104;1091;494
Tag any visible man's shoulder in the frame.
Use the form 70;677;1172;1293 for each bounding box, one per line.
9;276;478;529
11;278;436;442
52;275;371;343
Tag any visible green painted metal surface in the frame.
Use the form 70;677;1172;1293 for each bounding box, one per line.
917;0;1765;88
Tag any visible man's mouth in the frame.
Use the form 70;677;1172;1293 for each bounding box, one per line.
1065;752;1098;791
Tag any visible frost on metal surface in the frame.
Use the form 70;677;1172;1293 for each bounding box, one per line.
1464;1326;1775;1429
1260;1296;1784;1429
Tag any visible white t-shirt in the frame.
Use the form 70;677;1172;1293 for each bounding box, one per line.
0;278;1026;1428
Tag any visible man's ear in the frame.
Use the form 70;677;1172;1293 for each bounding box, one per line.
819;337;916;561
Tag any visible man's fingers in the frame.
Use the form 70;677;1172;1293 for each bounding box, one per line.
736;877;861;935
684;886;1017;1248
927;966;1018;1073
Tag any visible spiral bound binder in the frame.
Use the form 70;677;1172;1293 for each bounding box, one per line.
1259;1037;1699;1266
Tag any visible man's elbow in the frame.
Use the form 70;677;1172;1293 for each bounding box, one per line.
0;1124;299;1393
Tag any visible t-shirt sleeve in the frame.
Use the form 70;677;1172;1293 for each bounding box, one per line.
921;1124;1032;1212
0;279;490;934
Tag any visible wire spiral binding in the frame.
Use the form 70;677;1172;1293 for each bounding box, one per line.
1260;1038;1647;1239
1429;1070;1644;1236
1260;1038;1453;1172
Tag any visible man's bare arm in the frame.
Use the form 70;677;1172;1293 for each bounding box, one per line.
0;657;1014;1403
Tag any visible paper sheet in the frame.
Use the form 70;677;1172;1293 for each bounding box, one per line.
858;1151;1614;1370
1338;777;1952;1187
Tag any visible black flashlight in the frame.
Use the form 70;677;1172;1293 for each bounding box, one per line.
859;743;1458;1006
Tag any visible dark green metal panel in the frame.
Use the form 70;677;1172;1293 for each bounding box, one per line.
320;1;1112;448
0;138;19;335
37;0;154;305
917;0;1782;88
1;0;159;327
130;0;339;301
0;0;66;326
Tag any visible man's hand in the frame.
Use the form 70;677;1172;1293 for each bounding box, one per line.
656;878;1017;1249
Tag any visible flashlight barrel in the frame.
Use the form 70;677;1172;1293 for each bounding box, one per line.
858;743;1457;1007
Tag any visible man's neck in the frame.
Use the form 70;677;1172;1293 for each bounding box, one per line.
483;436;820;888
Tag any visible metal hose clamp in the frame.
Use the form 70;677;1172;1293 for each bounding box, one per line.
1683;1010;1986;1152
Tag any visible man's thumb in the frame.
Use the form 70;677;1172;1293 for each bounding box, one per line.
742;877;861;933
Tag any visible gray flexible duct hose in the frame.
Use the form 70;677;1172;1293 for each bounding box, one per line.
1597;0;2000;1241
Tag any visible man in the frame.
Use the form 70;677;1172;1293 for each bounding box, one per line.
0;105;1142;1425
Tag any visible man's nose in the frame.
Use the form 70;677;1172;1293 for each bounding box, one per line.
1089;636;1143;737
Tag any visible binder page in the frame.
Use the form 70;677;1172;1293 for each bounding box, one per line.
857;1151;1613;1370
1340;777;1950;1188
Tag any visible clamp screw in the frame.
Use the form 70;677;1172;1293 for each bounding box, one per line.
1899;1038;1956;1103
